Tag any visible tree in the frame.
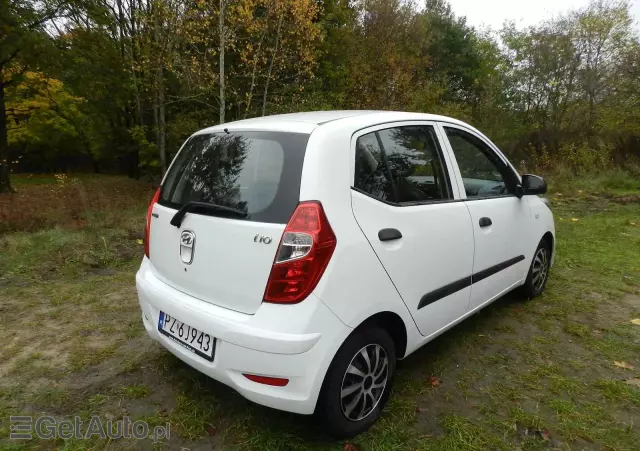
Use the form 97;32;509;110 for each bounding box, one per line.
2;0;638;180
0;0;67;193
6;72;84;171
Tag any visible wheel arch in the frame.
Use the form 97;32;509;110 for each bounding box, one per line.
353;311;408;359
541;230;555;264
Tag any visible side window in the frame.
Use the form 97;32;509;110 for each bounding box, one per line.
444;127;515;198
354;125;452;204
354;132;395;202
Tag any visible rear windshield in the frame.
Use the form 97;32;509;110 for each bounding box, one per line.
159;131;309;224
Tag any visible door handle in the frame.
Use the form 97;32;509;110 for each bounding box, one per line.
378;228;402;241
479;217;492;228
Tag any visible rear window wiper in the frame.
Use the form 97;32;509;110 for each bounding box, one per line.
170;201;249;227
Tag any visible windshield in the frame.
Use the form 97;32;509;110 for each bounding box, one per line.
159;131;309;224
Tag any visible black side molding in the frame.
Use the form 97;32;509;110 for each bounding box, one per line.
418;276;472;309
417;255;525;310
378;228;402;241
472;255;524;283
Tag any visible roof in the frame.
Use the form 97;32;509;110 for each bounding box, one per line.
194;110;468;136
228;110;379;125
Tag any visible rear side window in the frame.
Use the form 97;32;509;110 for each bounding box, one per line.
354;125;451;204
160;131;309;223
354;132;395;202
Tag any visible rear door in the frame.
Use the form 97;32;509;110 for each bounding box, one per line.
350;122;475;337
440;125;531;311
149;131;309;315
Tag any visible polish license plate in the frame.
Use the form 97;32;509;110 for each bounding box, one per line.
158;311;215;361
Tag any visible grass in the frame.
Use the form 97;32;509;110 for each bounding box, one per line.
0;170;639;450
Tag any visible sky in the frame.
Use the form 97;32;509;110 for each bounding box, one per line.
447;0;640;32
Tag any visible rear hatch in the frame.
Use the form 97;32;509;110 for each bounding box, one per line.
149;130;309;314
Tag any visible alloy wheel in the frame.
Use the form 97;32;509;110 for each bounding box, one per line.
340;344;389;421
532;247;549;292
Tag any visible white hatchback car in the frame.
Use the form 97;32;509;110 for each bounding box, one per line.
136;111;554;436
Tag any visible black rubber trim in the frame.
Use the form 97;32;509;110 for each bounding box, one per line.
350;187;457;207
418;276;472;309
472;255;525;284
417;255;525;310
350;187;519;206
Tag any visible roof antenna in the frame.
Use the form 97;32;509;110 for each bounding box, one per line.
223;128;229;134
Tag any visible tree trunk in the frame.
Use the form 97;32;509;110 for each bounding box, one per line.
0;77;14;194
219;0;226;124
262;14;284;117
154;10;167;174
158;80;166;173
244;31;266;119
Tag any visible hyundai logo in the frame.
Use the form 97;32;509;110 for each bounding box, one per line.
179;230;196;264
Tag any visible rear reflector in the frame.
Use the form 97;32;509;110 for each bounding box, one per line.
144;188;161;259
243;374;289;387
263;201;336;304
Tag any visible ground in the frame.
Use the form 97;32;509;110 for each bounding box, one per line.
0;172;639;451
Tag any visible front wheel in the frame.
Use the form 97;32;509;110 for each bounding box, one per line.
520;238;551;298
316;327;396;438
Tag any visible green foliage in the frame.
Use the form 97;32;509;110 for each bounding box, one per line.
130;125;158;171
7;72;84;155
0;0;638;182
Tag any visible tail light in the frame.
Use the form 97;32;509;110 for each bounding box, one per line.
144;188;161;259
263;201;336;304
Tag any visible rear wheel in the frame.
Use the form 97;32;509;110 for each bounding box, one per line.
316;327;396;438
521;238;551;299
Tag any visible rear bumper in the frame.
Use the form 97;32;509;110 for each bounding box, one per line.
135;258;351;414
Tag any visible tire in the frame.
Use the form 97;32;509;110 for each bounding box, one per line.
520;238;551;299
315;327;397;438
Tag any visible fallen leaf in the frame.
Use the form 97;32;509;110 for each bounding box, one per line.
136;239;143;245
625;378;640;387
415;406;425;413
631;318;640;326
429;376;441;387
614;361;635;370
541;430;551;441
205;424;217;436
344;442;361;451
571;218;579;222
421;434;433;439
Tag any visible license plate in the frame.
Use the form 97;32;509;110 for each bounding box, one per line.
158;311;215;361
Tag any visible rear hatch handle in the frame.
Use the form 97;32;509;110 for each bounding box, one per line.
170;201;249;228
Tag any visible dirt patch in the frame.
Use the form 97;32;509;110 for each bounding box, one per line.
0;176;155;234
623;294;640;310
599;192;640;205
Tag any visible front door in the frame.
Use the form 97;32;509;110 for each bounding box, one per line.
350;123;474;337
441;125;531;311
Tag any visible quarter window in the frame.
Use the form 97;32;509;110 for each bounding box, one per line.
354;125;451;203
444;127;516;198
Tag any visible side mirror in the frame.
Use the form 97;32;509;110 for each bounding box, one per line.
522;174;547;195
